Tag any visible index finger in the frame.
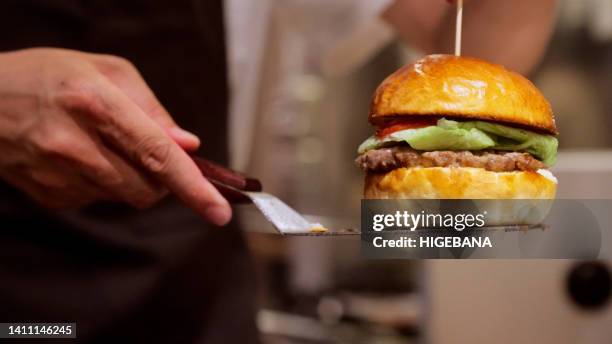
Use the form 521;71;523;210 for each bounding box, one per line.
73;78;231;225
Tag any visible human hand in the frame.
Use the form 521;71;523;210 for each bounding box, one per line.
0;48;231;225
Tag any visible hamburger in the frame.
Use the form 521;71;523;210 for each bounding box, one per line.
356;54;558;199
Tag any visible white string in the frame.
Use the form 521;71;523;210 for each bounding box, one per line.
455;0;463;56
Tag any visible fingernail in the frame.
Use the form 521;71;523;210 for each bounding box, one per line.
204;204;232;226
169;127;200;145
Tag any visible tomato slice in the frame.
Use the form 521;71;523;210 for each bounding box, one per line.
375;118;438;138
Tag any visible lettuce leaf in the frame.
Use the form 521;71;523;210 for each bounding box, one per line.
357;118;558;165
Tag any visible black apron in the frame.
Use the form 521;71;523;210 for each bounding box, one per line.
0;1;259;343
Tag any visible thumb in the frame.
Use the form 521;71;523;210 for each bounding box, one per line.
90;54;201;151
121;85;201;152
142;103;200;152
166;126;201;152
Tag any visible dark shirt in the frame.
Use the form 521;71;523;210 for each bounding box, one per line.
0;1;258;343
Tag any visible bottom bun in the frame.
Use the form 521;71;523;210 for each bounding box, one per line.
364;167;557;199
365;167;557;225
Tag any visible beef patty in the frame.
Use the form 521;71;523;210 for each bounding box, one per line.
356;146;546;173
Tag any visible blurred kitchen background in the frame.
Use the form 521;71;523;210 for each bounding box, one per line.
225;0;612;342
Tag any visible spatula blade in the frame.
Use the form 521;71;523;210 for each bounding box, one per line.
245;191;316;234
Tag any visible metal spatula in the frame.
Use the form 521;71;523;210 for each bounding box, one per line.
193;157;357;235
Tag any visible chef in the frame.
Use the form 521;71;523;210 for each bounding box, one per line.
0;0;556;342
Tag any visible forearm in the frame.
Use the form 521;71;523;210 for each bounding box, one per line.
383;0;557;75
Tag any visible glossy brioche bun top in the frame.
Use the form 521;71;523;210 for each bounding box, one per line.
370;54;557;134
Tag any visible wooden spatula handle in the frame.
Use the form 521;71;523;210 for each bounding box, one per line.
192;156;261;191
192;156;262;204
209;180;252;204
